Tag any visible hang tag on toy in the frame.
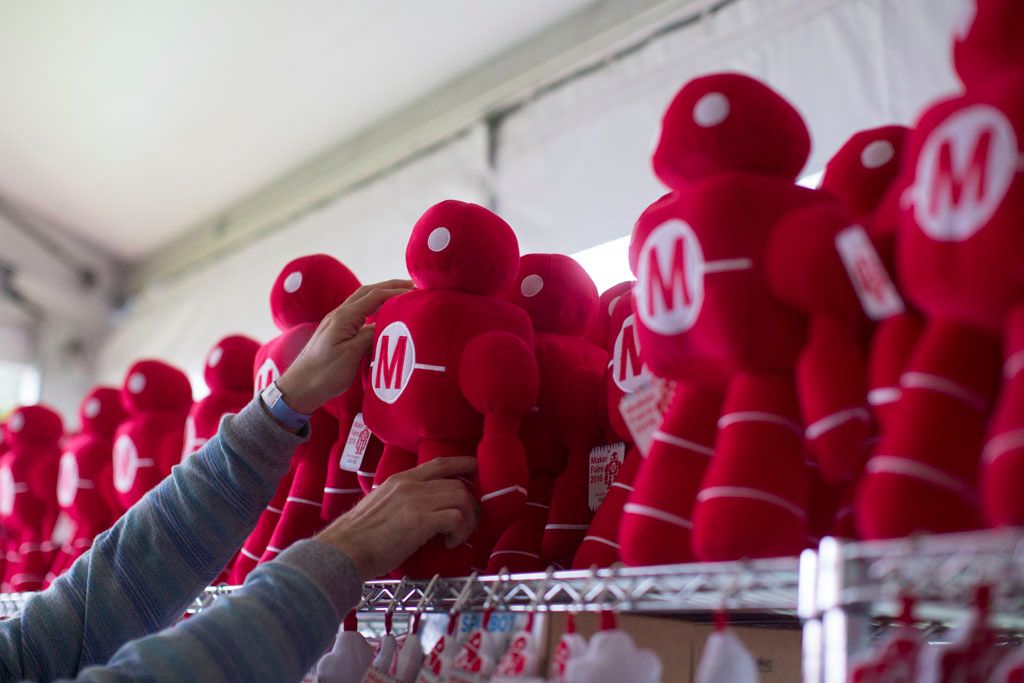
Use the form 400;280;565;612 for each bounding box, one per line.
588;442;626;511
991;642;1024;682
917;610;1003;682
850;624;922;682
492;626;543;682
565;629;662;683
392;633;425;683
50;512;76;547
619;377;673;454
360;633;399;682
835;225;904;321
549;631;588;681
415;632;456;683
695;628;757;683
449;627;502;683
341;413;373;472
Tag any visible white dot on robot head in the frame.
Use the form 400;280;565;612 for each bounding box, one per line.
283;271;303;293
427;227;451;252
128;372;147;394
860;140;895;169
521;274;544;298
8;413;23;433
208;347;224;368
84;398;101;419
693;92;730;128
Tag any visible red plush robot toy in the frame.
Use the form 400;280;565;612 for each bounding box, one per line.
232;254;361;583
816;125;913;539
624;73;896;563
49;387;125;581
112;360;192;513
0;405;63;591
573;283;651;569
858;0;1024;536
183;335;260;460
485;253;605;572
363;200;539;578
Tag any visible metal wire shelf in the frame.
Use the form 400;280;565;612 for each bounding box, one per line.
0;557;802;620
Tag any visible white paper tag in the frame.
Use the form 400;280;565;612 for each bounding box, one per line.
588;443;626;511
619;377;673;455
835;225;905;321
341;413;373;472
50;511;77;546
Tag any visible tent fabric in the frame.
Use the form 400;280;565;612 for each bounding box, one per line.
97;0;965;391
97;126;490;393
496;0;963;258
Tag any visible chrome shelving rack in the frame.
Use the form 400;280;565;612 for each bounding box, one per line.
4;529;1019;681
0;557;803;621
808;528;1024;683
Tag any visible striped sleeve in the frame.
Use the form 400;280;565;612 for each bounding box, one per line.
74;540;362;683
0;398;307;682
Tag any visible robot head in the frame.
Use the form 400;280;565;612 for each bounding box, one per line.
270;254;361;332
504;253;599;336
4;404;63;450
821;125;910;220
203;335;260;394
78;386;126;438
406;200;520;295
652;72;811;189
628;192;682;276
120;359;193;415
953;0;1024;88
589;280;636;348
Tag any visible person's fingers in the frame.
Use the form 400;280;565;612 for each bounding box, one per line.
343;323;376;354
421;480;478;523
428;509;474;549
343;279;415;306
399;456;478;482
343;287;411;321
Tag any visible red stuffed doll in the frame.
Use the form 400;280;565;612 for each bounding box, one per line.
573;284;652;568
363;200;539;578
231;254;360;582
48;387;125;581
625;73;896;562
112;360;192;513
619;192;725;567
821;125;919;434
183;335;260;460
815;125;913;540
485;253;605;572
182;335;259;583
0;405;63;591
857;0;1024;536
321;367;382;522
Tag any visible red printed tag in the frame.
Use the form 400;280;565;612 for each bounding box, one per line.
341;413;373;472
835;225;904;321
588;443;626;511
619;377;674;454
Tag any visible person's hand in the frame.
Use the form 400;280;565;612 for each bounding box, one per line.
314;457;479;580
276;279;413;415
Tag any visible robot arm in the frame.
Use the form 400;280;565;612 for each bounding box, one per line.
459;331;539;529
768;202;902;482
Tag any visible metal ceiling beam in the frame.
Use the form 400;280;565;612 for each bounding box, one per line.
125;0;714;294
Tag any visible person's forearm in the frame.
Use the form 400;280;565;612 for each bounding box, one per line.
0;398;306;682
70;540;362;683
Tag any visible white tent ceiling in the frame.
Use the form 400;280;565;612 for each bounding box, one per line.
0;0;593;260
